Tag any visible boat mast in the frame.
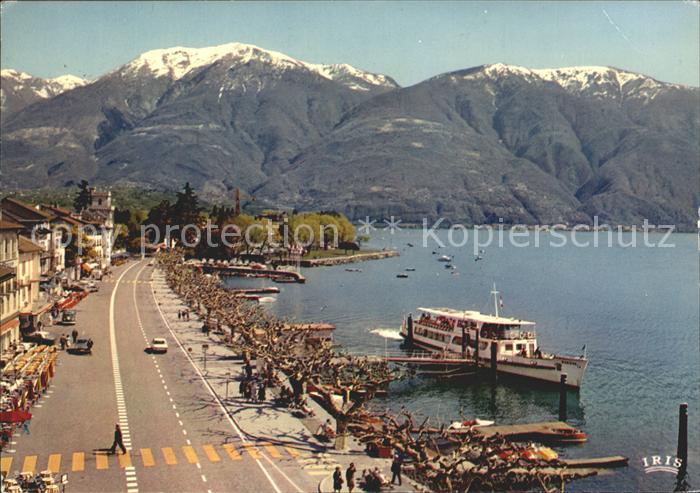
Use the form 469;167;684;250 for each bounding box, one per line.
491;283;500;317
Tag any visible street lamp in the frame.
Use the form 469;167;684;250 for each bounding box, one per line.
225;371;231;400
202;343;209;372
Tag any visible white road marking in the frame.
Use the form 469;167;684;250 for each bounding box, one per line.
111;261;142;492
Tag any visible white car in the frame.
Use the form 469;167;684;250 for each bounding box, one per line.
149;338;168;354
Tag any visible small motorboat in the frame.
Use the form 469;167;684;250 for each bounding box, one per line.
447;419;495;432
437;255;452;262
345;268;363;272
407;243;414;247
405;268;416;272
539;427;588;443
396;274;409;279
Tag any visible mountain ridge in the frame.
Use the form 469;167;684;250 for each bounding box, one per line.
2;44;697;228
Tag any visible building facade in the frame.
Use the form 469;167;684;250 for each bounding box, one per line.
18;236;49;334
0;219;22;351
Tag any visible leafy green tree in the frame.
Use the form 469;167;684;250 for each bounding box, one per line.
73;180;92;213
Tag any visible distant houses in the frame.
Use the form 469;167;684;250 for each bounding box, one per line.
0;189;115;351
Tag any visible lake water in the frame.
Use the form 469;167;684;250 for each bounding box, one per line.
224;229;699;491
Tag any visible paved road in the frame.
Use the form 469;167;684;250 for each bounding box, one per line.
3;260;323;492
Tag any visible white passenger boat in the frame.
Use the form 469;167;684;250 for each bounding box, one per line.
399;286;588;388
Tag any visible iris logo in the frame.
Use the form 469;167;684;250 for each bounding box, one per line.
641;455;683;474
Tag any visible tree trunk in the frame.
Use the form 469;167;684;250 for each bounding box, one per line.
335;415;349;450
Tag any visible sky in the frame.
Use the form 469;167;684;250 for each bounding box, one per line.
1;1;698;87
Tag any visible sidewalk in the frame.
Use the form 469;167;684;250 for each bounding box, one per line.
149;269;421;492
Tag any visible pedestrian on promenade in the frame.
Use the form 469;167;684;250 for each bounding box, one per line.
239;378;247;398
244;380;254;401
59;335;66;350
178;310;182;320
258;382;266;402
109;424;126;454
71;329;78;343
346;463;357;493
391;453;403;486
333;466;343;493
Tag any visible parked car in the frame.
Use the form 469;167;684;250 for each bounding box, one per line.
22;331;56;346
149;338;168;354
68;338;92;355
61;310;77;325
87;282;99;292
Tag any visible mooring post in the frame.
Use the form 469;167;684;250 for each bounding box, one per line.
406;314;413;345
490;343;497;380
559;373;568;421
677;402;688;473
461;326;467;358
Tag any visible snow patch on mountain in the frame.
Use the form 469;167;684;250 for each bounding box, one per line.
121;42;397;91
1;69;88;97
467;63;682;100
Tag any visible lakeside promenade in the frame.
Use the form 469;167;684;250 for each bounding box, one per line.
2;259;412;492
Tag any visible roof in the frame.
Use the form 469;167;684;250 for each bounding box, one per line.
0;265;15;281
40;205;88;227
1;197;54;222
0;218;23;231
18;235;44;254
417;307;535;326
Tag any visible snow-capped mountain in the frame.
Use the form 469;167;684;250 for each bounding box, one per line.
1;47;697;229
1;69;88;119
118;42;397;92
464;63;682;100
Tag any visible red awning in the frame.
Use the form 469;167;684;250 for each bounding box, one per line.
0;409;32;423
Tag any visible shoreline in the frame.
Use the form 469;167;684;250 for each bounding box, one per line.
274;249;400;267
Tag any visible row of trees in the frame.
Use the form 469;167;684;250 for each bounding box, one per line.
158;252;594;491
159;250;390;449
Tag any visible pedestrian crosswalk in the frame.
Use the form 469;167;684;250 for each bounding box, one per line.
1;441;312;476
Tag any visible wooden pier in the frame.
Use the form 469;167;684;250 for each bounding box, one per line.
475;421;587;443
230;287;281;295
562;456;629;468
200;264;306;283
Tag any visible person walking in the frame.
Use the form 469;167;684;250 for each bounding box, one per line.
346;463;357;493
391;452;403;486
109;424;126;454
71;329;78;343
332;466;344;493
